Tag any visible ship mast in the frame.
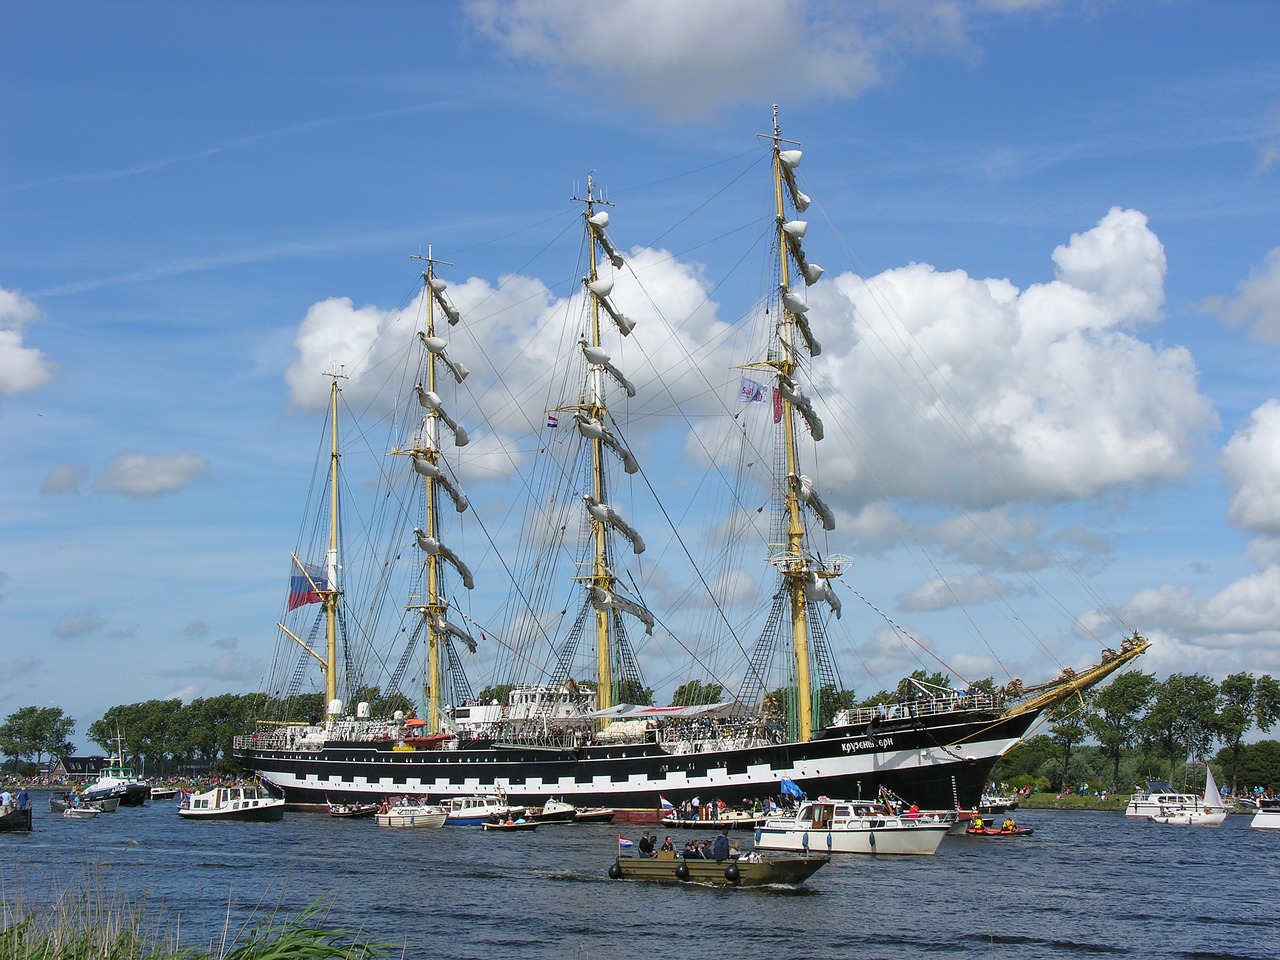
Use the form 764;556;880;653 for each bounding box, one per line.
406;251;474;732
567;176;649;713
323;369;345;707
755;107;837;743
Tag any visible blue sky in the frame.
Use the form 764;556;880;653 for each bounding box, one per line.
3;1;1280;751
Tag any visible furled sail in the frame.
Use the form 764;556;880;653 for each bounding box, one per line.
778;377;824;441
574;412;639;473
793;474;835;531
781;287;822;357
427;276;462;325
586;277;635;337
804;572;842;619
418;332;469;383
413;527;475;590
590;585;655;635
411;453;469;513
579;337;636;398
583;494;646;554
415;385;470;447
430;612;477;653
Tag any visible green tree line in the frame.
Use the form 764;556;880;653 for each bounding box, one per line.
996;670;1280;793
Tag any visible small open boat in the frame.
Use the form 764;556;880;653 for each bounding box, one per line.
64;806;99;819
609;852;828;887
966;826;1034;837
482;818;538;832
327;800;378;818
150;785;180;801
50;794;118;813
0;804;33;832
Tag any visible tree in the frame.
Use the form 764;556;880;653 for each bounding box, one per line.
670;680;724;706
1141;673;1221;784
1048;694;1091;791
475;684;515;706
818;686;856;727
1255;675;1280;732
1218;672;1259;792
1086;671;1156;791
0;706;76;773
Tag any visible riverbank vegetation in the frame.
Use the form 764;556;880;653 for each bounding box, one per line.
1;868;396;959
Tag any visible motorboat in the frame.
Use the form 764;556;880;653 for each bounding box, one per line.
441;794;518;825
527;798;578;823
609;847;828;887
754;798;950;855
177;782;285;822
1124;780;1202;818
63;806;99;819
1249;798;1280;830
374;798;447;828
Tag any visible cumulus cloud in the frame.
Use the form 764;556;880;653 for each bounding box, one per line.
41;462;89;496
1204;246;1280;342
93;451;209;497
287;208;1210;525
466;0;885;119
54;611;106;639
0;285;55;395
1222;400;1280;535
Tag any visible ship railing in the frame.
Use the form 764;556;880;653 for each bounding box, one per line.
830;693;1001;728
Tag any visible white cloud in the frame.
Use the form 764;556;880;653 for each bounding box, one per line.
93;451;209;497
0;286;54;395
1222;400;1280;535
41;462;89;496
1205;246;1280;342
466;0;884;119
818;207;1213;507
54;611;106;639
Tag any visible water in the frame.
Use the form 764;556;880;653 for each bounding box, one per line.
3;796;1277;959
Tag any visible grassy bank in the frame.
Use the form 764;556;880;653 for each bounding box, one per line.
1017;793;1127;812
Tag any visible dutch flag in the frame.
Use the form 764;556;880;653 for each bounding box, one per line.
617;835;634;848
659;795;674;811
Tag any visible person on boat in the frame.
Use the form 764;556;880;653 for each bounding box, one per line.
972;814;984;830
683;839;702;859
659;836;675;852
906;803;920;819
637;831;656;858
728;840;742;860
1002;817;1016;831
712;830;731;862
15;789;30;810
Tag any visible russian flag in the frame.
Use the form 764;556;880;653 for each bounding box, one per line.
288;561;328;610
659;795;674;811
617;835;634;848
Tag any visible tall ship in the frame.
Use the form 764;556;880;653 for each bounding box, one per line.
234;111;1147;812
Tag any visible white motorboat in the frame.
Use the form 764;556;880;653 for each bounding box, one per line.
441;794;518;825
1124;780;1202;818
1249;798;1280;830
177;782;285;822
63;806;99;819
374;798;447;828
754;798;951;855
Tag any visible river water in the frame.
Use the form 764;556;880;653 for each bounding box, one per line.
3;794;1276;960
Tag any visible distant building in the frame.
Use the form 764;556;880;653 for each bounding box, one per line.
57;756;109;781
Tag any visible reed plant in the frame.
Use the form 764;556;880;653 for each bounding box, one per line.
1;865;397;960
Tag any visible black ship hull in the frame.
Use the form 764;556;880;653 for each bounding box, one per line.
234;707;1038;812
